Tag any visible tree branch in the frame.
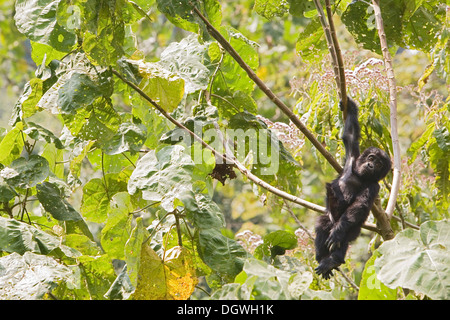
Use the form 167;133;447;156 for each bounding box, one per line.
191;5;343;173
111;68;325;213
372;0;402;220
324;0;347;116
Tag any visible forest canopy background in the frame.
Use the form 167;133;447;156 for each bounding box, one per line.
0;0;449;300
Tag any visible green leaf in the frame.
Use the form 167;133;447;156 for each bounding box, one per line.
30;41;66;66
62;97;121;143
358;251;397;300
138;62;185;113
81;174;128;223
58;73;103;114
128;145;194;211
254;0;289;20
0;178;16;202
374;220;450;300
14;0;76;52
0;252;75;300
36;182;83;221
0;216;80;257
1;155;49;189
210;26;259;96
14;78;44;120
295;19;327;63
125;217;147;287
342;0;403;54
101;192;134;260
101;122;147;155
158;34;212;94
255;230;298;259
197;228;249;279
211;257;313;300
182;191;225;229
105;265;134;300
24;122;64;149
0;122;24;164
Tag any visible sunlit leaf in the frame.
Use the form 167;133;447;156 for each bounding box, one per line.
0;216;80;258
101;192;134;260
133;245;197;300
375;220;450;300
81;174;128;223
137;62;185;113
125;217;147;287
128;145;194;211
0;252;75;300
14;0;77;52
254;0;289;20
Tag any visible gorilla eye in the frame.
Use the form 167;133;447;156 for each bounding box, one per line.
368;155;375;161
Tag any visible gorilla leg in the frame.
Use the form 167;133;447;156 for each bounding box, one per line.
314;214;333;263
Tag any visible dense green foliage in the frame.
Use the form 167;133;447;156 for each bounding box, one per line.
0;0;449;300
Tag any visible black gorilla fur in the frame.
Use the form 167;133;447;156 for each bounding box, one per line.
314;98;391;279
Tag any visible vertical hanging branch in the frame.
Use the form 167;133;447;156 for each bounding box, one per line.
312;0;348;116
372;0;402;219
324;0;347;116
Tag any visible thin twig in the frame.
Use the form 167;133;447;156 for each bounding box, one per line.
283;200;315;240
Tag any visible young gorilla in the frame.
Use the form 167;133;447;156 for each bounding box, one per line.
315;98;391;279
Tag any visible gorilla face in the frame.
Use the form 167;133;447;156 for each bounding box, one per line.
355;147;391;182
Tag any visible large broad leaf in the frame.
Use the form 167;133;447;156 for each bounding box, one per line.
374;220;450;300
211;257;313;300
228;112;301;192
58;73;103;114
36;182;83;221
137;62;185;113
62;97;121;143
24;122;64;149
14;0;76;52
1;155;49;189
197;228;249;279
81;174;128;223
100;122;147;155
181;191;225;230
0;179;16;202
13;78;44;120
0;216;80;258
157;0;222;32
210;26;259;97
0;123;24;166
133;245;198;300
341;0;407;54
358;251;397;300
158;35;212;94
128;145;194;211
124;217;147;287
101;192;133;260
0;252;75;300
